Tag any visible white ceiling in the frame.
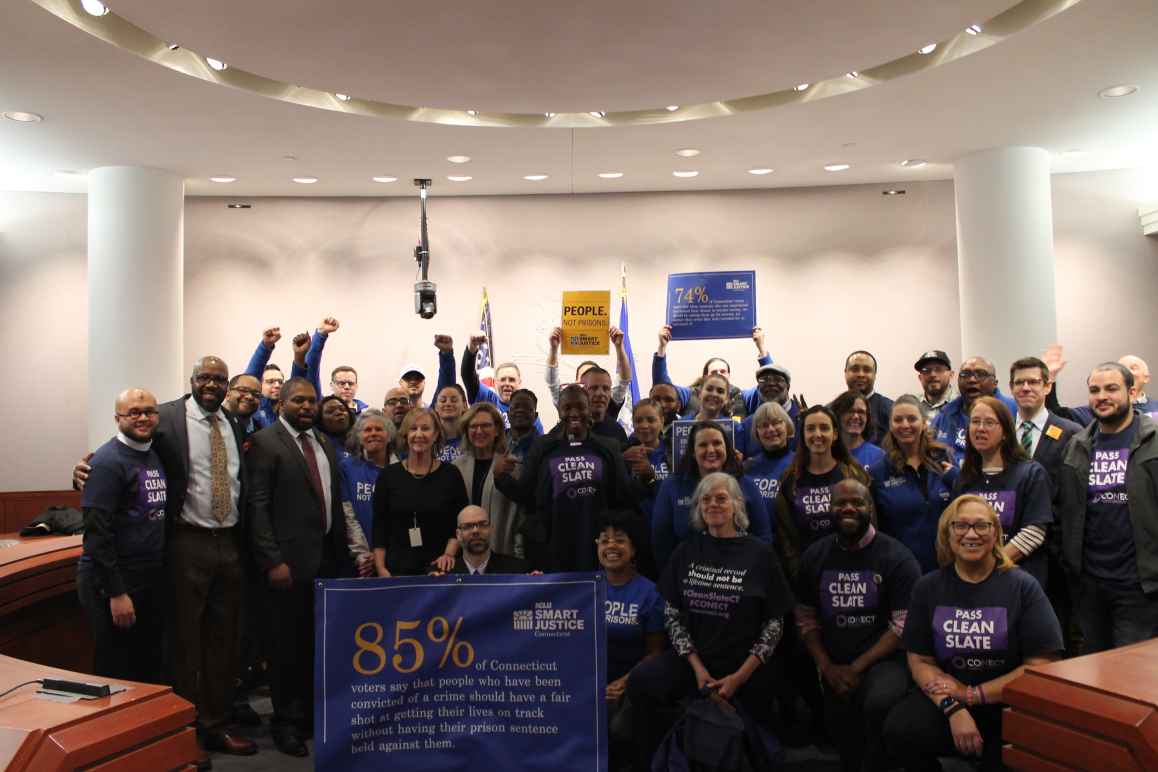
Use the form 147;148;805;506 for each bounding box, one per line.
1;0;1156;198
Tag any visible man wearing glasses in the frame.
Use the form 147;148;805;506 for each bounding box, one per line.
446;505;529;575
223;374;262;438
931;356;1017;464
383;387;413;432
914;350;955;421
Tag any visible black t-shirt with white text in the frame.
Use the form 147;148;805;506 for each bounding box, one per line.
1085;419;1139;587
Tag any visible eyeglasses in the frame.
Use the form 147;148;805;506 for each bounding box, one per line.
385;397;411;407
919;366;949;375
968;418;1000;429
263;377;284;385
230;387;260;397
950;520;994;535
700;494;732;506
333;380;357;388
757;374;787;384
1012;377;1045;388
457;521;490;532
194;373;228;385
116;408;159;419
959;370;994;381
596;535;630;546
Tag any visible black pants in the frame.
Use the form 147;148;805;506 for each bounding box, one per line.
882;690;1005;771
169;524;243;729
822;655;910;772
626;649;779;771
265;574;320;729
1075;576;1158;653
78;568;164;683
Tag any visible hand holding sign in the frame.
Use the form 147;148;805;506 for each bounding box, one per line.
666;271;756;341
561;291;610;355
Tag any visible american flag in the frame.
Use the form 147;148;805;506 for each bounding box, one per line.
477;287;495;388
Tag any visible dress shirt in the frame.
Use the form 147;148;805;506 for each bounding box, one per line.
181;398;241;528
280;416;333;532
1017;405;1049;458
462;551;491;575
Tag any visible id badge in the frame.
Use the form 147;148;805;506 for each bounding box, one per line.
408;527;423;548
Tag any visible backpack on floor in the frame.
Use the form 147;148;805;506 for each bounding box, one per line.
651;697;783;772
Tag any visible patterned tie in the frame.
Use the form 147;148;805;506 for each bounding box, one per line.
298;432;328;529
207;413;231;523
1020;420;1034;456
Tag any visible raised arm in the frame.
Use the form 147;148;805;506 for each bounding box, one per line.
609;326;632;402
461;335;486;402
545;327;563;404
432;335;457;399
245;327;281;378
300;317;338;396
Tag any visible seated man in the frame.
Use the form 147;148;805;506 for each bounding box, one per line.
450;505;529;575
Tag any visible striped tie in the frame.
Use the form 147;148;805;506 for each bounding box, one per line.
1020;421;1034;456
207;413;231;523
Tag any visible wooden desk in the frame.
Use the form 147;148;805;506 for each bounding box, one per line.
0;533;91;672
0;654;198;771
1003;638;1158;770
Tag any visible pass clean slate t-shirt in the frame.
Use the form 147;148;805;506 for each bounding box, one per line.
796;531;921;664
904;565;1063;687
953;460;1053;582
549;443;606;570
1084;420;1139;587
604;574;665;682
660;533;794;673
787;466;849;549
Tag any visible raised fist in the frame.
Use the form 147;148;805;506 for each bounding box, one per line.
548;327;562;351
434;335;454;353
319;317;340;335
468;333;488;353
657;325;673;354
609;327;624;347
292;332;311;356
261;327;282;348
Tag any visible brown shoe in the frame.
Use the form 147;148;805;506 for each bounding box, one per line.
203;730;258;756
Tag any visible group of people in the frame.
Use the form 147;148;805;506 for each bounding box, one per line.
73;316;1158;771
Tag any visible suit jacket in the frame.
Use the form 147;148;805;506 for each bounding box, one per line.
1030;411;1084;500
152;395;247;543
451;551;529;575
247;419;352;581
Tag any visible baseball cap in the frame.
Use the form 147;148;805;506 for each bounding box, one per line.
398;363;426;381
914;350;952;371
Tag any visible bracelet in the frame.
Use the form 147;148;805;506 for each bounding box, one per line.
938;696;959;715
945;703;965;718
978;684;987;704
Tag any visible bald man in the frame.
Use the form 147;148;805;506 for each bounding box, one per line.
447;505;529;575
930;356;1018;464
1044;347;1158;424
78;388;167;683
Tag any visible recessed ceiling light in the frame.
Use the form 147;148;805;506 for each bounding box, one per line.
335;93;352;102
598;172;624;179
166;42;180;51
447;155;471;164
665;105;680;112
882;189;906;196
372;176;398;183
966;24;982;35
1099;84;1139;99
292;176;318;184
846;71;860;79
544;112;556;118
466;110;478;116
900;159;927;168
675;148;701;158
523;174;549;181
589;111;607;118
447;175;472;182
209;175;237;183
55;170;84;178
918;43;937;55
227;203;252;209
748;168;774;175
206;57;228;72
794;83;810;92
282;154;297;161
824;163;851;172
673;170;699;178
2;111;43;123
80;0;109;17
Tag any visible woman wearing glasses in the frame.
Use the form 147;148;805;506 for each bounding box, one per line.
453;403;522;558
628;472;792;770
883;495;1062;770
952;396;1053;585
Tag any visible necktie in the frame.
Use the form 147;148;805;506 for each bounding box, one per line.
207;413;231;523
1020;421;1034;455
298;432;328;529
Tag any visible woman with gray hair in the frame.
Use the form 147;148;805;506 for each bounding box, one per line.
627;470;794;768
339;409;396;576
743;400;797;511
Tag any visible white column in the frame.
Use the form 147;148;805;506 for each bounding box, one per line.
87;166;184;448
954;146;1057;375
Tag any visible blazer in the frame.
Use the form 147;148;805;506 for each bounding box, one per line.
451;551;529;575
247;419;352;581
1030;411;1084;500
152;395;247;542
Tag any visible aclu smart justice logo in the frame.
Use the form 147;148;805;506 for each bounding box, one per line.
513;602;586;638
724;279;751;291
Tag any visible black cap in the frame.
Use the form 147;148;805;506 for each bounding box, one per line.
914;350;951;371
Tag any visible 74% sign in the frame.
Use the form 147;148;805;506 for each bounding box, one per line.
353;616;476;676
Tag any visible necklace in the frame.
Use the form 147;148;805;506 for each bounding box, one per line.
407;453;435;479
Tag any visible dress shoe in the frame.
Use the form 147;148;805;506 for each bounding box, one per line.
232;702;262;727
203;730;258;756
193;751;213;771
273;725;309;757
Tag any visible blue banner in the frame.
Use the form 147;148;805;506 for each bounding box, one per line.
315;574;608;772
670;418;736;471
665;270;757;340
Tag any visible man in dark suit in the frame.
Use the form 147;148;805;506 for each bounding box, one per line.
1010;356;1083;651
450;505;529;575
247;376;352;757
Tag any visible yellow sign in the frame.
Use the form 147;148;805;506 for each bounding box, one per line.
561;290;610;355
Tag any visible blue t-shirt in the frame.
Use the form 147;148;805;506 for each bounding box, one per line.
932;392;1018;465
79;437;168;592
1084;420;1139;587
652;473;772;573
626;442;671;530
604;573;665;681
953;460;1053;584
439;436;465;464
870;458;959;573
796;530;921;664
340;454;384;540
904;565;1063;688
744;447;794;508
850;442;885;471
